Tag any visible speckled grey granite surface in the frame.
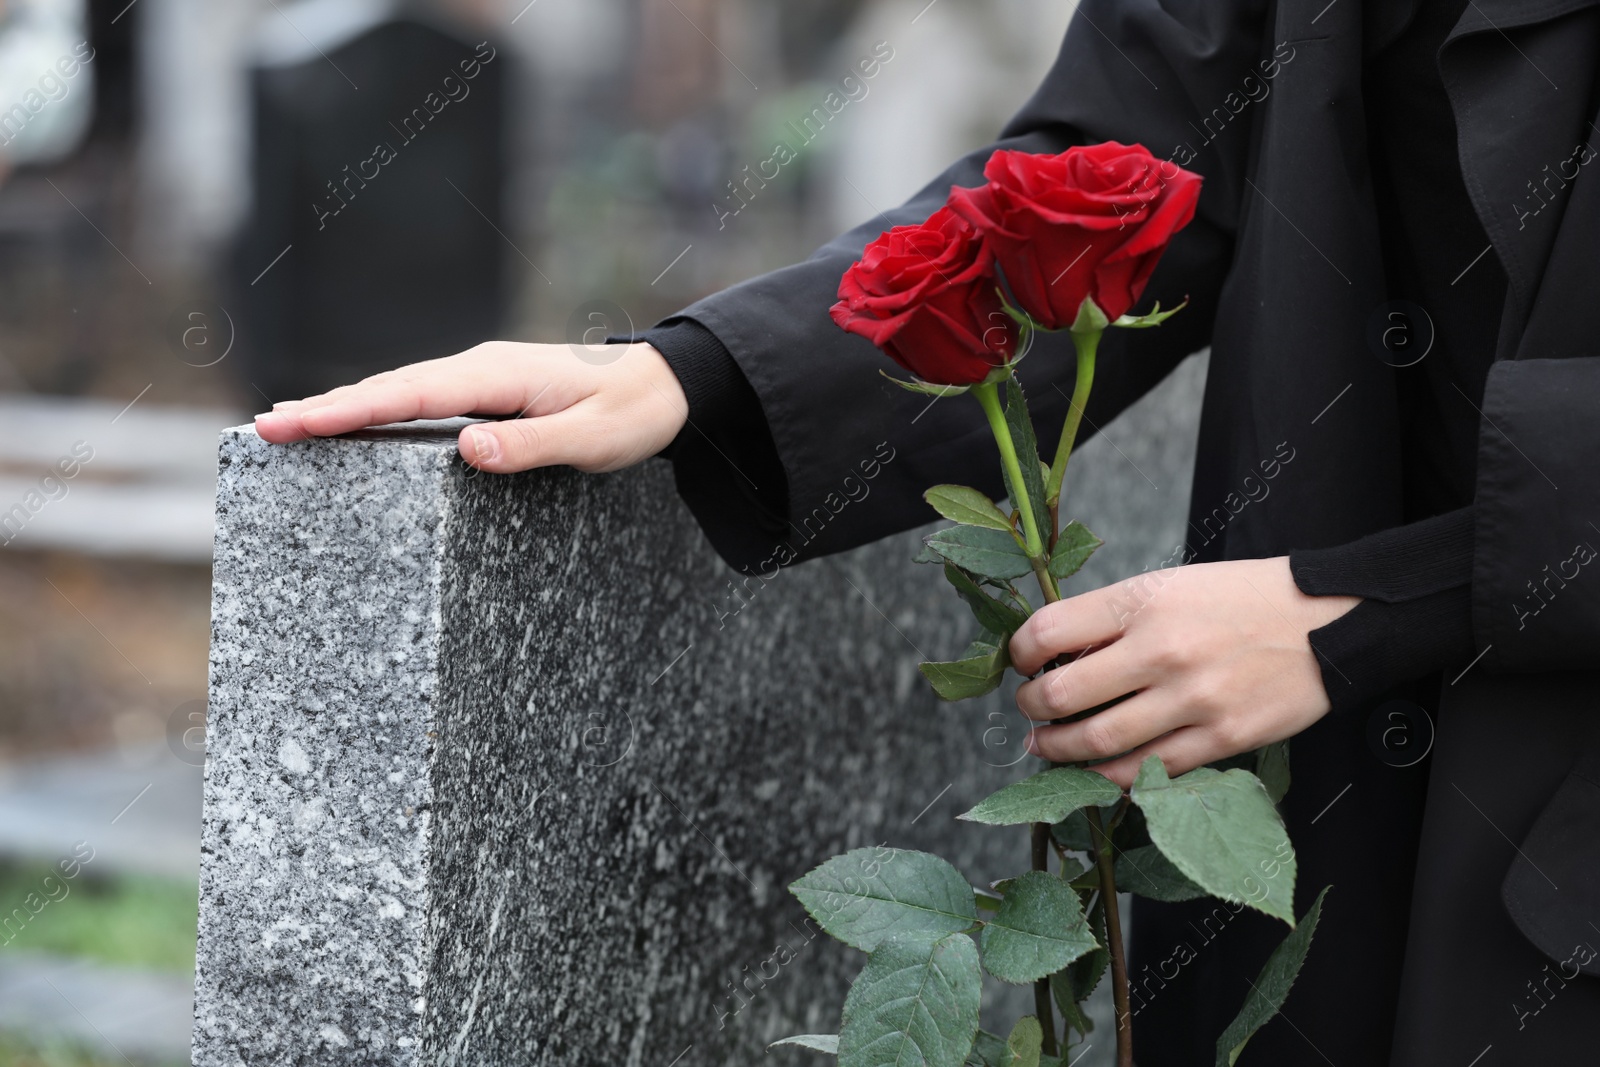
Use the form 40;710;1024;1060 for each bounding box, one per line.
195;355;1202;1066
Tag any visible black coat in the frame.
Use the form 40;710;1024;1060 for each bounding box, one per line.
667;0;1600;1062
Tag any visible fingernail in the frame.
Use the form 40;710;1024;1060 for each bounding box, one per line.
253;411;279;423
271;401;298;411
463;426;499;464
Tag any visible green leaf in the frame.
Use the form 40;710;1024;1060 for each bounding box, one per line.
1057;892;1109;1030
1067;867;1099;893
944;564;1030;636
839;934;982;1067
790;848;979;952
921;646;1009;701
982;583;1033;618
770;1034;840;1055
1214;887;1330;1067
962;632;1003;659
979;870;1098;984
1111;297;1188;329
1256;741;1291;805
913;543;945;565
966;1030;1009;1067
1001;1017;1042;1067
925;526;1034;581
1055;853;1090;883
959;767;1123;827
1050;809;1097;852
1050;971;1093;1037
1048;521;1103;581
882;369;971;397
1114;844;1209;903
1001;376;1051;548
925;485;1017;533
1131;758;1298;925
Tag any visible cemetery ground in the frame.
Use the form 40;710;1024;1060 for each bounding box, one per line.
0;547;208;1064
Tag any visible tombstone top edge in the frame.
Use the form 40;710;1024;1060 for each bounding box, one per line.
220;418;485;452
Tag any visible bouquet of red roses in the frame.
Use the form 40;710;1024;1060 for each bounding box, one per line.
775;144;1328;1067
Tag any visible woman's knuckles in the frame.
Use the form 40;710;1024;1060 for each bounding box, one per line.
1178;670;1231;719
1042;667;1076;714
1198;717;1252;755
1077;715;1125;760
1013;680;1049;721
1014;608;1064;669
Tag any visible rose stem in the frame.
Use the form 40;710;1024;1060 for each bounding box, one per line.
1028;561;1064;1054
1046;327;1101;510
1087;804;1133;1067
971;380;1045;559
1030;820;1061;1057
1027;330;1128;1065
975;376;1063;1050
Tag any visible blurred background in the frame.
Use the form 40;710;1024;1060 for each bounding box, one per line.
0;0;1082;1061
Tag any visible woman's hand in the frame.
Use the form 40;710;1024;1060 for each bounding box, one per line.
1008;557;1358;789
252;341;688;474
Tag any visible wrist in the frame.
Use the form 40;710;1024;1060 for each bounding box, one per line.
625;341;688;444
1270;555;1361;633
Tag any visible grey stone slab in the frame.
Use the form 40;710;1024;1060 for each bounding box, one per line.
0;951;192;1063
0;394;239;561
196;421;1023;1066
1065;350;1208;590
0;395;237;481
195;347;1202;1067
0;476;218;561
0;743;202;881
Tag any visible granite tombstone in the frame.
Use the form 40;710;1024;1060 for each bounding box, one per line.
194;354;1201;1065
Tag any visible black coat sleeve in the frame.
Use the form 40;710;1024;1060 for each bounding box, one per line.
1472;358;1600;673
658;0;1271;573
1303;357;1600;685
1290;508;1477;709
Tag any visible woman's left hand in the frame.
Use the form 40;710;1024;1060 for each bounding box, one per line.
1008;557;1358;789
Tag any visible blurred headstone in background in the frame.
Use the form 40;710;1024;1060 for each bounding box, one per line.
231;1;510;401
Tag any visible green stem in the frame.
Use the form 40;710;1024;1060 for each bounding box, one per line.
1031;556;1061;605
972;380;1044;559
1031;822;1059;1058
1046;329;1101;508
976;361;1066;1052
1087;805;1133;1067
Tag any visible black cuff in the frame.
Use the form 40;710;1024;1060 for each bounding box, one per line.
634;317;791;568
1291;506;1474;602
1290;507;1477;709
1307;588;1476;711
641;317;754;436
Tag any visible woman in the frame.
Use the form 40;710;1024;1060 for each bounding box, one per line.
255;0;1600;1062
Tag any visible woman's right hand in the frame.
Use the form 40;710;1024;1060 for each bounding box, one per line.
252;340;689;474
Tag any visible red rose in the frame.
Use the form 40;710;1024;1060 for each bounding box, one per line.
947;142;1202;329
830;206;1016;386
